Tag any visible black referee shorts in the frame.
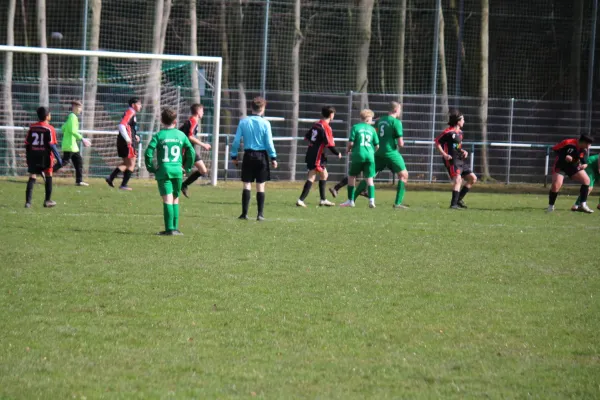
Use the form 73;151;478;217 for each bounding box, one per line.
241;150;270;183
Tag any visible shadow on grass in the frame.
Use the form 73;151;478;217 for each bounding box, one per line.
70;227;151;236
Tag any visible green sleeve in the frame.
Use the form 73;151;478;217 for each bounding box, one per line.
395;120;403;138
145;134;158;173
372;127;380;146
349;126;356;143
183;136;196;173
66;114;83;140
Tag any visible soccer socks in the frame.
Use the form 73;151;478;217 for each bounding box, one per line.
347;185;356;201
549;191;558;206
459;186;470;201
183;171;203;188
44;177;53;201
367;185;375;200
451;190;460;207
173;203;180;230
354;180;368;200
26;177;36;204
257;192;265;216
241;189;251;216
395;181;406;205
299;180;312;201
163;203;174;232
121;170;132;187
108;167;120;182
318;180;327;201
335;177;348;192
579;185;590;205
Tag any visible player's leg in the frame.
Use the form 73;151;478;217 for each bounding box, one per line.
62;152;72;168
171;178;183;234
43;168;56;207
571;170;593;213
255;152;270;221
120;150;136;190
25;172;37;208
573;168;596;209
450;174;463;209
256;182;266;220
107;143;129;186
181;155;207;197
297;169;317;207
458;171;477;208
340;175;357;207
72;152;87;186
365;161;376;208
318;169;335;206
239;153;254;220
157;179;175;235
548;172;564;211
330;177;349;198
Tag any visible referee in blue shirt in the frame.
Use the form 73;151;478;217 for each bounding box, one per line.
231;97;278;221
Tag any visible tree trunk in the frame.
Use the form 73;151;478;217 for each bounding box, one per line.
82;0;101;175
479;0;491;180
289;0;302;181
356;0;374;109
219;0;232;176
37;0;49;106
236;1;247;119
438;2;449;116
190;0;200;104
571;0;584;128
3;0;17;175
396;0;407;105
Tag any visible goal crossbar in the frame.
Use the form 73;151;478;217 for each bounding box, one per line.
0;45;223;186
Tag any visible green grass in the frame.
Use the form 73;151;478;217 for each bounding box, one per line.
1;178;599;399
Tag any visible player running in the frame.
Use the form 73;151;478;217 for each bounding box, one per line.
144;108;195;236
572;153;600;211
547;134;594;213
352;101;408;208
180;103;212;198
106;97;142;190
296;106;341;207
435;109;478;209
24;107;63;208
340;109;379;208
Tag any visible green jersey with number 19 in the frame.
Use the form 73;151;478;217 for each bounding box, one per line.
375;115;403;155
349;122;379;162
144;128;195;180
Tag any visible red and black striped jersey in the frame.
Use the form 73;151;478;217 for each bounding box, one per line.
304;120;336;158
552;139;588;164
117;107;138;145
25;121;57;154
435;127;464;160
179;117;199;139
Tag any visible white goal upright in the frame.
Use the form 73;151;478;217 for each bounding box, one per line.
0;45;222;185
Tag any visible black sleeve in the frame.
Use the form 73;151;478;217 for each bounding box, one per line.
328;146;340;156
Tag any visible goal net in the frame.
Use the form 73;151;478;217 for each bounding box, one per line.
0;45;222;185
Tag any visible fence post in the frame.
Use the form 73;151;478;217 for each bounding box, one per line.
176;86;181;120
470;143;475;172
544;146;550;188
587;0;598;134
506;97;514;184
224;134;229;181
429;0;442;182
345;90;353;176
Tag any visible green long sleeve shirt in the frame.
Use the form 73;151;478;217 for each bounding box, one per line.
61;113;83;152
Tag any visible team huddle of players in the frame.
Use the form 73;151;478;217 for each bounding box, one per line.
23;97;599;234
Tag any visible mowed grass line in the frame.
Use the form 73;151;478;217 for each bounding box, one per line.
0;178;599;399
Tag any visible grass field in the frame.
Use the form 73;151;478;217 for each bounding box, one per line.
1;177;599;399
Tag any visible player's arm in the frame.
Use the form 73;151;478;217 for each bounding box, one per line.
118;111;133;143
47;129;63;170
193;136;211;151
67;114;83;140
324;127;341;158
182;137;196;173
144;134;158;173
230;122;244;165
265;121;278;168
347;129;355;153
396;120;404;148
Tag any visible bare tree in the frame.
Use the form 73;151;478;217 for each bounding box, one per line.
356;0;374;109
82;0;102;175
438;2;449;116
479;0;491;180
219;0;232;142
190;0;200;104
37;0;49;106
3;0;17;175
235;1;247;119
289;0;303;180
396;0;407;105
571;0;584;129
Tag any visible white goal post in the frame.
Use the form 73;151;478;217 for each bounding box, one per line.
0;45;223;186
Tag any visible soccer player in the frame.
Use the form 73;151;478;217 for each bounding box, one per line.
106;97;142;190
180;103;212;198
230;97;278;221
353;101;409;208
340;109;379;208
435;109;478;209
547;134;594;213
61;100;91;186
296;106;341;207
144;108;195;235
24;107;63;208
572;153;600;211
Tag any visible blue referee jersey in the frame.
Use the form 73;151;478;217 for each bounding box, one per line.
230;115;277;160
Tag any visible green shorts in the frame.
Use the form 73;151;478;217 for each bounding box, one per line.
349;159;376;178
157;178;182;198
375;152;406;174
585;167;598;188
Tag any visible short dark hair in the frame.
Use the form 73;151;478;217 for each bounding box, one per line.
71;100;82;107
190;103;204;115
448;109;464;126
161;108;177;126
321;106;336;119
128;97;140;106
36;106;50;121
579;134;594;144
251;97;267;112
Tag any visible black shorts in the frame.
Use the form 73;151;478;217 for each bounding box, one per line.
306;153;327;172
553;158;581;178
444;160;472;179
241;150;270;183
27;152;53;175
117;141;136;159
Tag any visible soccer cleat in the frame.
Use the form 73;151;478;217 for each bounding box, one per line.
328;187;338;198
43;200;57;208
393;204;409;209
546;205;555;212
571;205;580;212
76;182;90;186
181;185;189;198
119;186;132;191
157;230;174;236
171;230;184;235
257;215;266;222
369;200;376;208
339;200;355;207
105;178;114;188
597;203;600;210
296;199;307;208
577;204;594;214
319;199;335;207
450;204;461;210
238;214;249;220
359;190;369;198
24;203;31;208
457;199;468;209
